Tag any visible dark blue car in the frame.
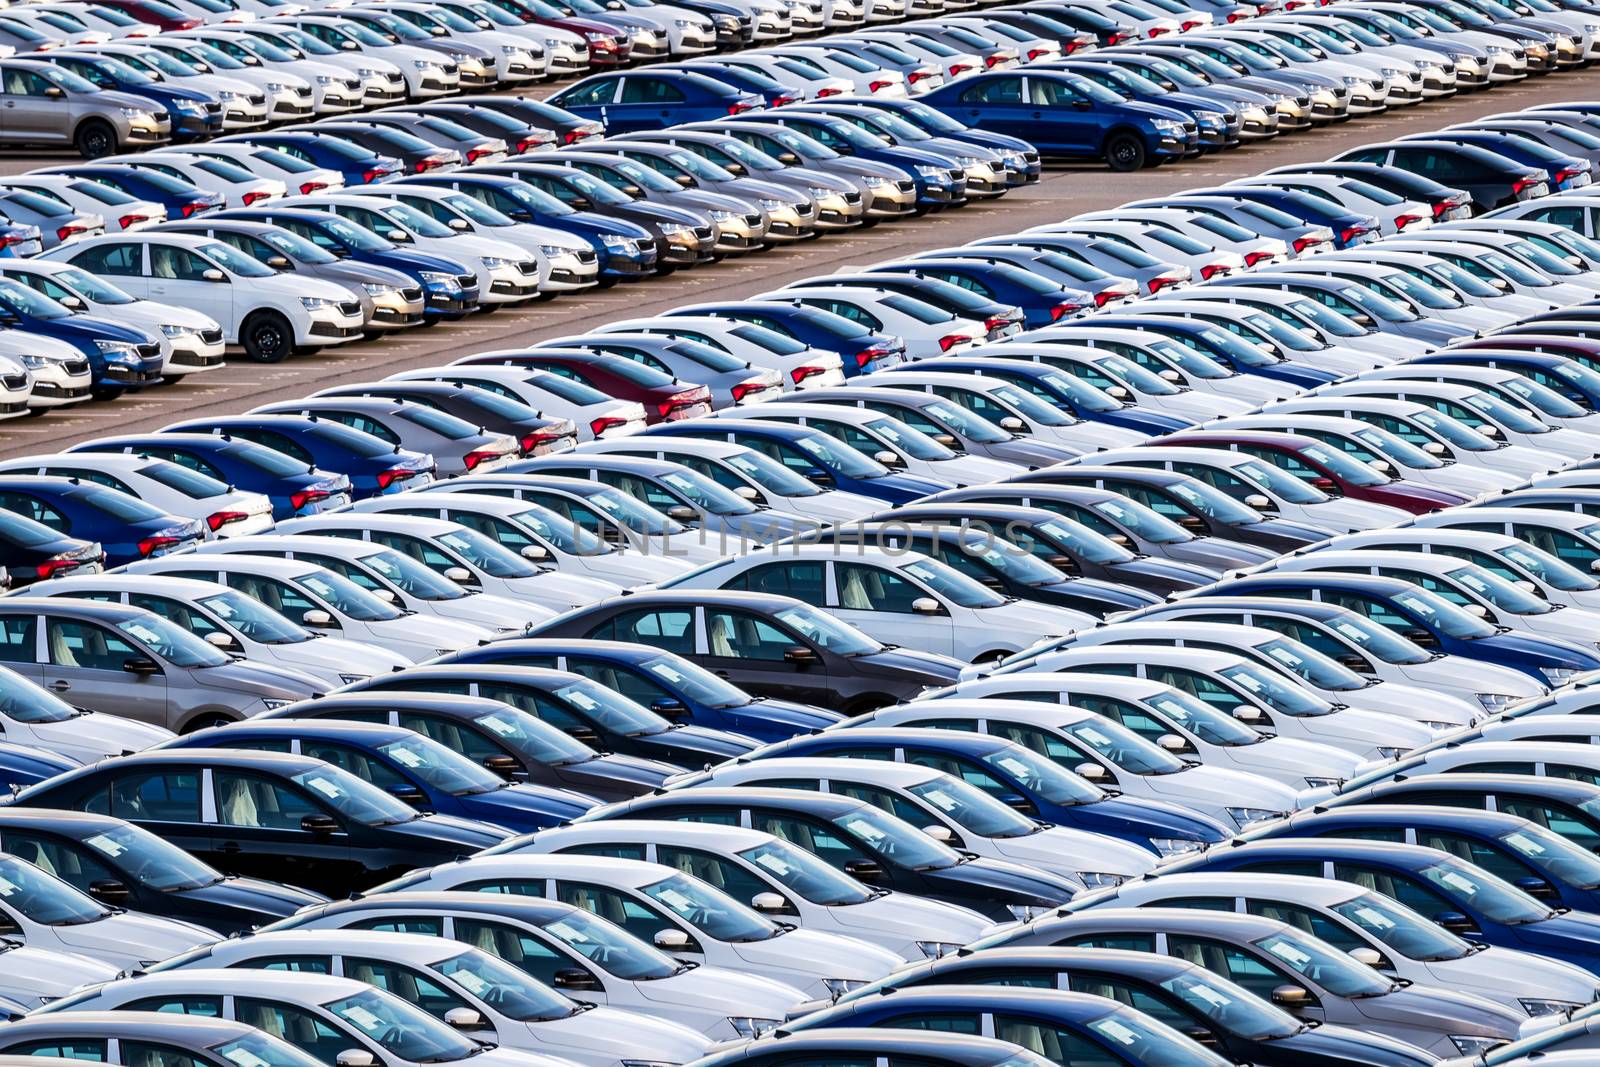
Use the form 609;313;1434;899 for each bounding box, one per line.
166;719;596;832
1209;186;1380;249
741;110;970;207
1330;772;1600;855
856;96;1042;184
893;355;1188;434
220;131;406;186
158;415;436;500
1194;572;1600;685
1418;131;1591;192
67;434;351;521
433;638;842;743
643;417;948;505
549;71;763;134
213;207;478;320
1070;312;1339;388
0;475;204;566
0;279;162;398
758;726;1231;858
1052;58;1240;151
661;300;907;377
38;165;223;222
867;257;1094;328
1185;837;1600;976
917;70;1194;171
0;740;82;790
42;52;222;141
397;173;657;282
664;61;805;108
1258;805;1600;915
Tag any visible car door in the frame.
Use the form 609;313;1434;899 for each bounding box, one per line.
0;66;64;142
209;766;358;892
233;997;362;1065
0;829;138;909
745;806;891;889
0;612;43;690
448;915;609;1003
91;766;213;861
552;879;704;960
698;604;837;706
41;614;168;726
611;75;686;133
148;244;234;328
61;240;151;299
950;75;1029;140
831;559;953;656
553;75;619;125
1024;75;1103;156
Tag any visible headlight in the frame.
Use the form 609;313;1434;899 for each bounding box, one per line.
726;1018;780;1039
1519;997;1582;1017
1151;118;1184;135
357;66;381;76
865;175;894;187
915;940;961;959
265;81;287;91
674;17;693;25
160;324;195;337
758;197;783;210
218;90;242;101
709;208;736;221
94;339;136;356
600;233;638;251
173;101;205;115
1486;44;1506;55
300;296;334;310
1449;1036;1502;1056
1076;872;1127;890
806;185;835;198
502;44;524;54
915;164;945;178
118;107;152;119
539;244;575;257
1420;720;1458;732
1373;746;1405;760
419;271;459;287
19;354;51;370
1196;110;1223;124
713;12;739;25
1303;776;1343;788
1226;806;1279;829
260;698;294;710
1006;903;1048;922
1476;692;1518;711
1542;666;1580;687
1342;75;1361;85
656;223;688;237
361;282;398;296
316;74;337;85
821;978;866;998
337;673;371;685
1149;837;1204;858
413;59;438;69
480;256;513;269
954;154;979;167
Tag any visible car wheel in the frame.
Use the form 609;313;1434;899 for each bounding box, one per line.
242;311;293;363
844;694;894;715
183;712;235;733
74;119;117;160
1105;133;1147;172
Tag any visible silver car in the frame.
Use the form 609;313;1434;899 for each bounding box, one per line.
0;57;171;158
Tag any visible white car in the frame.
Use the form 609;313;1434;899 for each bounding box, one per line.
778;44;907;95
0;259;226;379
0;664;171;763
52;970;575;1067
387;366;644;442
140;36;321;120
383;1;543;82
165;141;346;196
0;452;271;538
1030;324;1293;407
679;757;1158;889
590;316;847;392
90;42;271;129
281;15;460;97
769;283;987;359
266;892;809;1041
869;369;1150;452
43;233;363;364
1073;206;1289;267
1315;379;1598;462
31;574;410;687
1229;172;1434;236
0;329;91;411
195;23;405;107
661;544;1094;662
720;53;855;98
0;942;120;1012
195;533;548;635
125;552;493;660
1034;220;1245;283
385;854;908;997
0;174;165;234
154;930;714;1067
977;339;1252;422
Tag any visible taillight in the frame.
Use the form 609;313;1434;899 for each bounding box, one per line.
179;201;209;218
1050;301;1083;321
1292;235;1325;253
1339;225;1369;245
1394;213;1424;230
241;190;270;206
1226;10;1243;20
589;415;630;437
1181;18;1202;28
466;147;495;163
519;431;564;453
730;380;769;403
299;181;327;195
984;315;1010;332
907;70;931;83
1148;25;1168;36
1199;263;1231;280
34;557;81;580
1244;250;1276;266
856;346;889;367
118;214;148;230
1093;289;1118;307
817;86;843;96
948;62;973;75
1062;39;1084;53
138;535;181;558
657;390;706;417
1027;47;1049;60
206;510;248;532
771;94;797;106
1512;176;1542;196
1107;30;1130;43
728;100;757;114
461;449;501;470
982;54;1003;68
375;466;419;490
54;224;85;242
289;488;330;511
361;168;384;183
562;130;583;144
937;333;969;352
415;155;450;173
1147;274;1181;294
791;364;827;384
868;79;893;91
1553;167;1580;185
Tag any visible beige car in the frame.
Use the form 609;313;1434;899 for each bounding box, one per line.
0;58;171;159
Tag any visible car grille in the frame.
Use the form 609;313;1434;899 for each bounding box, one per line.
895;179;915;192
400;286;423;302
0;373;27;391
516;260;539;276
1294;94;1310;106
843;191;862;204
692;225;714;239
63;358;90;376
204;102;222;115
344;79;363;91
1022;150;1040;163
575;250;598;264
636;238;657;253
135;343;161;360
455;274;476;288
247;93;266;107
336;300;361;317
1512;48;1526;58
743;212;762;226
1330;87;1348;100
199;328;223;345
1181;120;1197;132
1441;62;1456;74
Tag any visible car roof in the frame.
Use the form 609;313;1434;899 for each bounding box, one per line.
0;808;133;835
194;929;481;969
822;720;1049;747
702;1029;1037;1064
305;890;571;922
201;534;389;557
530;818;772;849
190;719;414;744
92;968;367;1003
709;757;943;789
604;786;865;817
0;1012;260;1044
956;672;1173;700
149;553;332;579
33;574;227;598
1357;772;1600;803
1045;905;1285;936
1121;871;1363;906
0;597;143;622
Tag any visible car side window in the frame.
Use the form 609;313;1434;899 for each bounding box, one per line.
397;713;500;762
1145;667;1246;712
301;741;408;791
888;1013;980;1034
1330;862;1455;918
1028;78;1082;106
0;493;64;529
124;996;222;1016
836;562;924;613
345;957;469;1017
751;810;867;867
984;723;1095;769
121;1041;209;1067
86;771;200;822
1;832;113;893
128;595;222;641
1;1041;107;1060
832;780;924;825
619;77;684;103
1166;935;1284;999
138;448;225;482
560;659;664;706
1500;799;1600;851
222;574;319;621
46;619;139;672
214;771;323;830
601;608;695;655
1074;696;1165;743
1246;899;1361;950
252;956;333;973
67;243;142;277
149;246;214;282
902;749;1010;796
732;561;825;601
555;880;677;944
452;919;571;985
1056;933;1156;952
0;615;36;665
961;76;1022;104
559;78;618;107
347;916;443;935
655;845;767;905
235;998;348;1063
704;609;798;662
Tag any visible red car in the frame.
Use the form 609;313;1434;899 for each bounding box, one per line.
483;0;632;66
453;349;710;424
1158;429;1468;514
91;0;202;30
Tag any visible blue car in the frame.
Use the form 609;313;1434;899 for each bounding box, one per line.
1412;349;1600;412
1070;312;1339;389
742;110;971;208
1184;837;1600;976
757;726;1230;858
1206;186;1380;249
867;257;1094;328
1258;805;1600;915
0;475;204;566
221;131;405;187
0;741;81;791
67;434;352;521
850;96;1042;184
1195;572;1600;686
157;415;436;500
397;173;657;282
213;206;478;320
1418;131;1591;192
917;69;1194;172
166;719;596;832
42;52;222;141
432;638;843;743
660;300;907;378
1331;772;1600;855
38;165;223;222
0;278;162;398
664;61;807;108
1053;58;1240;151
643;417;948;505
549;71;764;134
892;355;1187;434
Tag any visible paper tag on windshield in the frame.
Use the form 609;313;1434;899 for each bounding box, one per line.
1354;906;1395;930
752;853;792;876
655;887;695;911
481;715;515;737
342;1006;382;1031
306;777;343;800
1095;1020;1139;1046
85;833;126;857
651;664;685;683
566;690;600;710
1267;940;1311;967
223;1049;269;1067
922;789;958;812
0;878;18;897
1077;726;1112;746
1191;984;1229;1008
1505;832;1547;856
390;747;423;769
453;971;489;995
1438;870;1477;894
548;920;589;944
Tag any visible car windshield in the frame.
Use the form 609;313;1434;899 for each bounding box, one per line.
324;987;478;1060
1495;374;1587;420
987;382;1079;426
922;399;1008;444
775;604;879;655
0;667;75;723
211;1032;326;1067
1329;890;1471;962
1075;1008;1231;1067
583;486;686;536
116;614;230;668
380;734;506;795
982;743;1105;805
1447;563;1553;615
358;548;466;601
1392;587;1496;639
296;570;405;623
510;504;609;556
641;870;777;942
1218;662;1330;717
1089;496;1191;545
1252;931;1391;998
792;431;890;478
1147;689;1262;746
198;242;275;279
1498;542;1596;593
1284;298;1364;339
552;679;666;736
1234;459;1328;505
735;838;873;904
1460;390;1548;434
651;468;753;516
542;909;681;979
1408;409;1495;452
199;591;309;645
436;948;576;1021
1498;823;1600;888
1347;425;1440;470
858;415;953;462
1166;479;1264;525
901;556;1005;608
953;533;1070;587
0;855;108;924
81;821;220;890
260;228;338;266
1036;517;1132;564
834;803;957;870
1159;970;1299;1041
317;215;393;252
1255;637;1366;691
79;485;169;523
1299;443;1388;487
907;774;1037;838
293;765;418;826
636;652;749;708
721;450;819;497
1190;326;1277;368
436;527;538;579
1421;859;1552;924
470;703;595;765
1143;338;1229;380
46;265;134;305
0;278;69;319
1063;717;1186;774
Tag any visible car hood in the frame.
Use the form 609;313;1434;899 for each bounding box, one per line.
1423;943;1600;1007
1396;655;1544;697
927;855;1081;907
828;890;990;944
1273;1022;1438;1067
645;723;760;758
588;551;691;585
727;928;905;984
275;637;410;680
988;826;1156;880
0;946;118;1005
1115;98;1197;124
633;962;805;1017
40;314;155;348
855;646;964;684
370;613;496;651
201;659;325;699
1237;736;1363;778
28;712;171;762
1350;984;1523;1039
1250;517;1337;543
1342;682;1479;727
980;600;1096;642
458;782;598;827
53;911;213;966
431;594;543;633
564;751;675;792
1294;706;1437;753
1508;910;1600;959
169;874;328;924
1140;764;1298;813
723;698;843;736
1108;556;1218;588
527;1004;711;1063
115;301;218;333
387;811;512;852
1080;794;1230;843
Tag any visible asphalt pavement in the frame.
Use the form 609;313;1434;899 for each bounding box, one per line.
6;70;1600;457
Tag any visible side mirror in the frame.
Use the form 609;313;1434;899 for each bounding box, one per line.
666;505;697;522
43;86;66;99
384;229;411;242
1403;627;1439;649
734;485;759;501
778;152;799;164
1270;984;1311;1008
784;645;818;666
1107;385;1130;399
447;218;468;231
1233;705;1266;723
933;433;959;448
1433;911;1476;934
1244;493;1275;511
444;566;474;583
999;416;1026;431
388;782;426;804
1590;558;1600;575
205;631;236;649
266;256;292;270
650;697;688;718
302;608;334;626
1515;875;1557;899
750;891;791;913
674;175;692;188
1423;442;1446;455
88;878;130;904
1157;733;1193;754
1464;603;1489;618
1338;652;1371;672
1478;424;1501;437
335;1052;375;1067
552;968;598;991
911;596;941;615
843;858;886;883
373;589;399;603
202;268;227;282
482;754;520;777
873;449;903;467
443;1007;484;1030
122;656;159;675
1490;277;1511;291
1158;369;1182;382
59;295;84;310
1515;579;1537;593
652;928;692;950
1349;947;1386;968
301;813;340;835
1370;460;1392;475
1353;313;1375;327
520;544;548;561
622;185;643;197
923;824;954;843
1074;762;1107;782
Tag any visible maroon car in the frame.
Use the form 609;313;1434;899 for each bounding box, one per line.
91;0;202;29
482;0;632;66
453;349;711;424
1158;429;1468;514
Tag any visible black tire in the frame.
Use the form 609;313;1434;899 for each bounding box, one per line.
74;119;117;160
183;712;234;734
1105;133;1147;172
241;310;293;363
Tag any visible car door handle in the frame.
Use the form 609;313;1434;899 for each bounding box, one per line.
713;670;731;679
216;842;242;855
47;681;70;692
